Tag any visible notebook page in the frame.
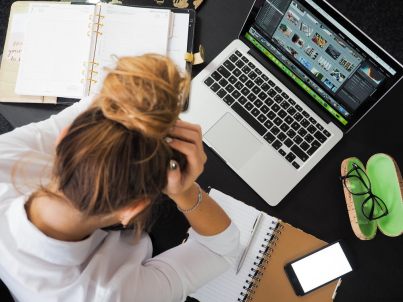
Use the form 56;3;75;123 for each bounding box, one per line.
0;4;55;104
15;4;95;98
190;189;279;302
167;13;189;75
90;4;171;93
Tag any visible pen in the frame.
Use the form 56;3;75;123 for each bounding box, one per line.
236;212;263;275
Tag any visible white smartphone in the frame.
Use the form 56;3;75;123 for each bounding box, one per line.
284;240;358;296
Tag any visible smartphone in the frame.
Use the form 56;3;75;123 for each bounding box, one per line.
284;239;358;296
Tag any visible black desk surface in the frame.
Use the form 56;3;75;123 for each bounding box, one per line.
1;1;403;301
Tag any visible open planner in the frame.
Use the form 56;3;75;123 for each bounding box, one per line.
13;2;194;99
189;189;341;302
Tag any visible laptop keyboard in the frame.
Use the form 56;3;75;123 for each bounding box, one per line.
203;50;333;170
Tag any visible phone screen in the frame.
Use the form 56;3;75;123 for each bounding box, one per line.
291;242;352;293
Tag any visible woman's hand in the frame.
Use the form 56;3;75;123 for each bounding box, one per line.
162;120;207;199
162;121;232;236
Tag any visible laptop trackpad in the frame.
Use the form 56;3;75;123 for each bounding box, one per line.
204;113;263;170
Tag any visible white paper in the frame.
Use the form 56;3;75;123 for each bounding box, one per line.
90;4;171;93
5;14;28;61
190;189;279;302
167;13;190;75
15;4;95;98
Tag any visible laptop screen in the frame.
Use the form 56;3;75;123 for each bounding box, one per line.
239;0;403;131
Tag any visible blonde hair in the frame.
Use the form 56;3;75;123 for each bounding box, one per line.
29;54;190;237
100;54;190;137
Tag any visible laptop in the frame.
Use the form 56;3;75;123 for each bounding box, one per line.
180;0;403;206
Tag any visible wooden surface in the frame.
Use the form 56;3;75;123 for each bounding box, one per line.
1;0;403;301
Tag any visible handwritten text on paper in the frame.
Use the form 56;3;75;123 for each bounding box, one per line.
6;14;28;62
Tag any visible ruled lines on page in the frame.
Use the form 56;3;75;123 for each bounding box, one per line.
167;13;189;75
15;4;95;98
190;189;278;302
90;4;171;93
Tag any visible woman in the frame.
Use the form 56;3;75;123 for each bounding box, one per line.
0;55;240;301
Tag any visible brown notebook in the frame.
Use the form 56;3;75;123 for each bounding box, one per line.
189;189;341;302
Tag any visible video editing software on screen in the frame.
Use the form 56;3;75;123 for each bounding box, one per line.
246;0;396;125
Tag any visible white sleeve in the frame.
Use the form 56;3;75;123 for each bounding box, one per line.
121;222;240;302
0;96;93;186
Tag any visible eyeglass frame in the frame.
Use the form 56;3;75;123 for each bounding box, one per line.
340;163;389;221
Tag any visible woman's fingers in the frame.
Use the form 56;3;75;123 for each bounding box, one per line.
169;121;206;164
167;138;204;176
170;122;201;144
163;122;207;196
175;120;202;136
170;126;199;144
170;127;204;158
162;160;183;196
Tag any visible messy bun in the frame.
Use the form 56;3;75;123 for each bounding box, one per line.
46;54;190;238
98;54;190;138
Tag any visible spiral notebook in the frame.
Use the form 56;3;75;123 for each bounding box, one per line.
188;189;341;302
14;2;194;99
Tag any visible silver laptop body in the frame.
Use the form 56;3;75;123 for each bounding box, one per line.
181;0;403;206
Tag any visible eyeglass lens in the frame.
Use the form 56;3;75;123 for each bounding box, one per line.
362;196;388;220
344;164;371;195
342;163;388;220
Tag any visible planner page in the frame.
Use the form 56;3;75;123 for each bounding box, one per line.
90;4;171;93
190;189;279;302
167;12;189;75
15;4;95;98
0;1;63;103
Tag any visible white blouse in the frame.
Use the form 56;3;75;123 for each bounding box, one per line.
0;96;240;302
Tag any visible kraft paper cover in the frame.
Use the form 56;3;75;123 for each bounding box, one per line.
251;222;339;302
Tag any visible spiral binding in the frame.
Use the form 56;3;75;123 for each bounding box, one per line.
89;14;105;20
87;30;103;37
81;78;97;84
82;70;98;75
88;22;104;28
83;62;99;67
81;69;98;75
238;220;284;301
82;9;104;87
81;65;99;84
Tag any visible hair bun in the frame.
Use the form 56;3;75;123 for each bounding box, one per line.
97;54;190;138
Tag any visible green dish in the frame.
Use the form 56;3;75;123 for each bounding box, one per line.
367;154;403;237
341;154;403;240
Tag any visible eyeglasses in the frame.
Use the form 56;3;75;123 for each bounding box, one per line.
340;163;388;221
